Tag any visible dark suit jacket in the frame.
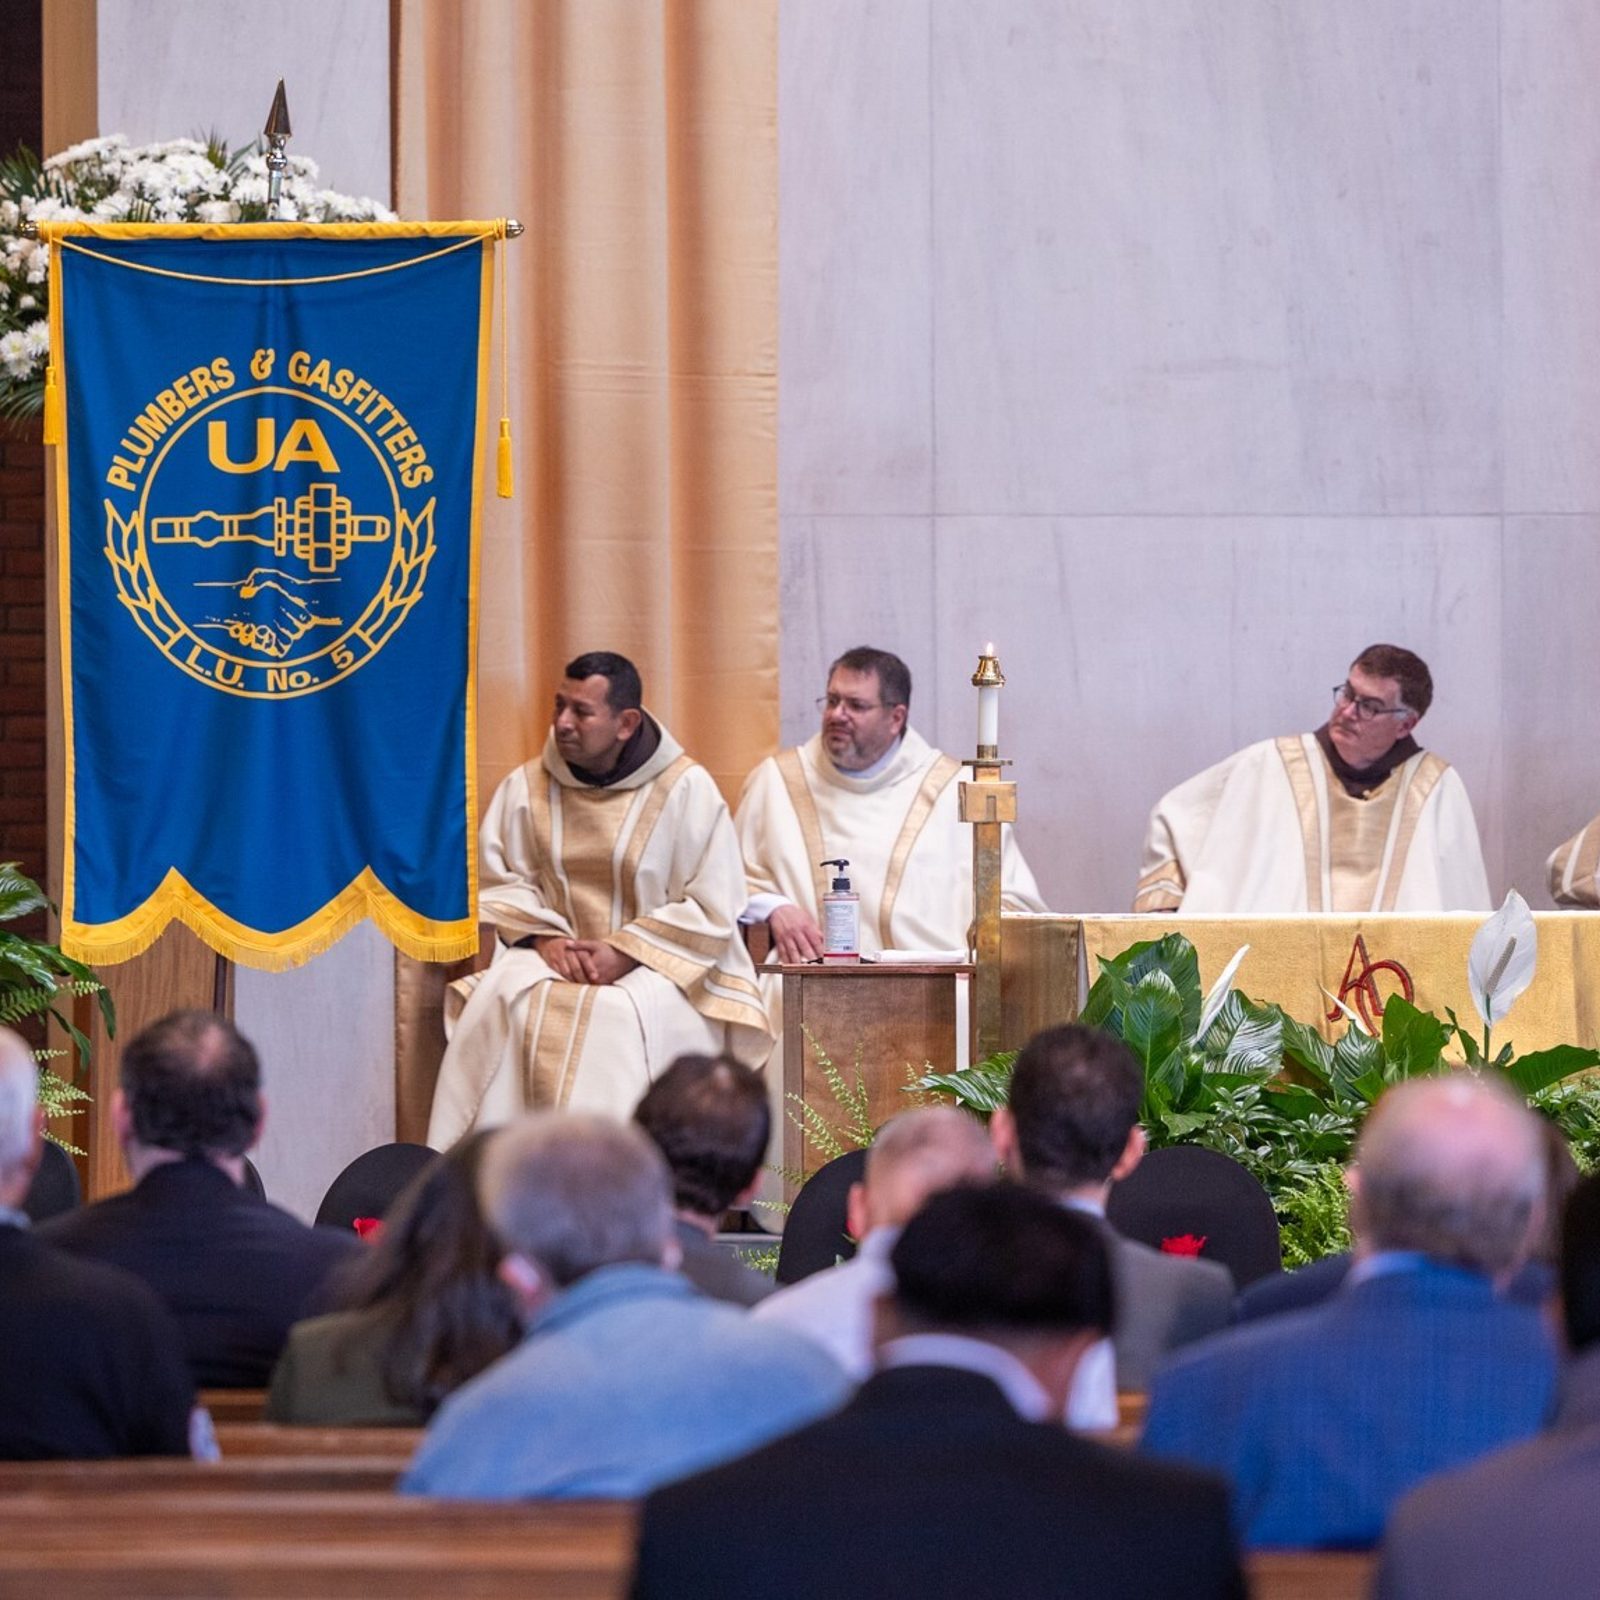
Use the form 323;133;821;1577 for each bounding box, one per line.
1141;1259;1557;1549
41;1158;360;1387
1103;1222;1235;1389
0;1223;193;1458
631;1363;1246;1600
1375;1346;1600;1599
674;1219;772;1307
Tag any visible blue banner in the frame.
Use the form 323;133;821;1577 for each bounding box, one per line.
49;223;496;968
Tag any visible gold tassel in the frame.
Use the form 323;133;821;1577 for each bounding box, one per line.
42;366;62;445
496;416;513;499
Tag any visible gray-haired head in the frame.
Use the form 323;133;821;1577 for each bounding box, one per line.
1352;1075;1545;1278
0;1027;38;1186
478;1112;674;1289
860;1106;996;1233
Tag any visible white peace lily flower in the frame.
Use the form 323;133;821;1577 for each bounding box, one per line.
1196;944;1250;1040
1468;889;1537;1027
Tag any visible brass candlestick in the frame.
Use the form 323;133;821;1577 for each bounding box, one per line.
961;646;1016;1059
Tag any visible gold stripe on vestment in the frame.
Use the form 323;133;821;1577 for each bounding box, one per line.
1275;736;1326;913
774;749;829;912
1553;820;1600;907
557;785;637;941
559;987;599;1108
1133;861;1184;913
709;966;764;1000
619;755;696;927
525;981;580;1109
879;754;963;948
524;760;566;920
634;914;729;959
1376;754;1447;912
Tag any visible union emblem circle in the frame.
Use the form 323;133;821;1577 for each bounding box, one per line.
106;384;432;699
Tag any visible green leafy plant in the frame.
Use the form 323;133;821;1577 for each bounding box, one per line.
0;861;113;1148
1275;1162;1354;1269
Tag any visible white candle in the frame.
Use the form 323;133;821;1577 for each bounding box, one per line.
977;640;999;748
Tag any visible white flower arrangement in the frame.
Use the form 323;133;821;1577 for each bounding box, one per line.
0;134;395;415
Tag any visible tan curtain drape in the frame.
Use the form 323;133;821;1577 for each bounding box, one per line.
391;0;779;1140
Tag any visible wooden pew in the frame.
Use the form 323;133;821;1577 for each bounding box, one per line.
197;1388;269;1424
213;1423;422;1458
1247;1551;1376;1600
0;1493;638;1598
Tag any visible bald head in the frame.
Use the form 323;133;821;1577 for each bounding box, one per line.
857;1107;996;1235
1352;1076;1545;1278
0;1027;41;1200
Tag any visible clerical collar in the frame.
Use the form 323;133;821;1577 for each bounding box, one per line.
825;735;904;783
568;712;662;788
1314;723;1421;800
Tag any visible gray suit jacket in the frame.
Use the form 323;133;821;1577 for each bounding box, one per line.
1105;1225;1234;1390
1375;1345;1600;1599
675;1220;773;1308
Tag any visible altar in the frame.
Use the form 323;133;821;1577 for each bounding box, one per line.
1001;911;1600;1055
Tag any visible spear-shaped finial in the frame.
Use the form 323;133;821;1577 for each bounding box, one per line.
263;80;292;220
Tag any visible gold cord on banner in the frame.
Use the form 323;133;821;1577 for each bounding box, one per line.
496;234;514;499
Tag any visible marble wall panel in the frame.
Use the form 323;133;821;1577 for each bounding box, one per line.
1501;0;1600;513
239;923;397;1223
926;516;1505;913
96;0;390;204
778;515;936;746
929;0;1501;517
1501;516;1600;906
779;0;933;516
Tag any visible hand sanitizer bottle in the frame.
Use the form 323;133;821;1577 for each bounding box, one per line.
819;859;860;962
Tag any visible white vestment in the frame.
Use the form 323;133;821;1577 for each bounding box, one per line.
1548;816;1600;908
735;729;1045;955
428;722;773;1148
1134;734;1490;914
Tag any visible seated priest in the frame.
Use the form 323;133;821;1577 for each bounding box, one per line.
735;645;1044;964
427;652;772;1148
1547;814;1600;908
1134;643;1490;914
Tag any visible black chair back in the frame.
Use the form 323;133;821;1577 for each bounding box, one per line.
240;1156;267;1199
1106;1144;1282;1287
22;1139;81;1223
316;1142;438;1235
775;1148;866;1286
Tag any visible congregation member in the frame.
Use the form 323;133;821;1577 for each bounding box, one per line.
630;1183;1246;1600
1376;1172;1600;1597
753;1105;997;1372
1141;1076;1556;1549
428;652;772;1147
0;1026;195;1459
633;1052;774;1306
267;1133;521;1425
401;1113;848;1498
1547;811;1600;907
41;1010;357;1388
1135;643;1490;912
735;645;1043;964
990;1024;1233;1388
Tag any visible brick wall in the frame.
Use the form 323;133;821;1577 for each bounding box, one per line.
0;422;47;893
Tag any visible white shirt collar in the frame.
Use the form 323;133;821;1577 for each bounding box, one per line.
877;1332;1052;1422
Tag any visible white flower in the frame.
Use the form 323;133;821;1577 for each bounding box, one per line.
91;192;132;220
1468;890;1538;1027
195;199;237;224
22;320;49;358
0;330;34;379
17;294;36;311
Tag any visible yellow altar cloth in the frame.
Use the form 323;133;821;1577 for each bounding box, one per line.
1001;912;1600;1056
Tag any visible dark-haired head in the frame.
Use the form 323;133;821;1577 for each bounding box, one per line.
999;1024;1143;1193
634;1053;770;1220
564;651;642;713
1561;1175;1600;1353
828;646;912;713
1350;643;1432;719
332;1131;523;1417
119;1010;262;1160
891;1183;1113;1339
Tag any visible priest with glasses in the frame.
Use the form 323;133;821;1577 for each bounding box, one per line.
1135;644;1489;914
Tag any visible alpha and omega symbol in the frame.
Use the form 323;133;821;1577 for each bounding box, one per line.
100;356;437;700
1327;934;1414;1032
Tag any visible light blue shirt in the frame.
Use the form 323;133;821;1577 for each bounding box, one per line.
401;1262;850;1500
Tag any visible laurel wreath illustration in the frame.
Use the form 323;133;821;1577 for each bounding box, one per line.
104;495;436;684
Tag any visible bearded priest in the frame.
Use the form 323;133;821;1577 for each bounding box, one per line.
428;653;772;1147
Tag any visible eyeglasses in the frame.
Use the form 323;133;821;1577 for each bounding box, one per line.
816;694;888;716
1332;683;1411;722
